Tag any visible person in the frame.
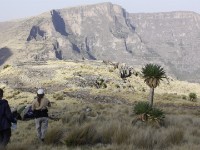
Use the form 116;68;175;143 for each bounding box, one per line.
32;88;51;142
0;88;17;148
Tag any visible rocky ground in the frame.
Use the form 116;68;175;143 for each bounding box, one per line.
0;59;200;107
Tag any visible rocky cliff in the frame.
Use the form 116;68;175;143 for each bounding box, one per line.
0;2;200;82
130;12;200;82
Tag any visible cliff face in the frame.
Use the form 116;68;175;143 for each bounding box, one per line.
130;12;200;82
0;3;200;82
0;3;143;62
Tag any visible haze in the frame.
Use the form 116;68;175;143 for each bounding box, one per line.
0;0;199;22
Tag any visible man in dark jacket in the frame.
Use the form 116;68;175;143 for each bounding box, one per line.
0;88;17;148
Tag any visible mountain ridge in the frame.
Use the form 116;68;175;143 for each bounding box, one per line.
0;2;200;82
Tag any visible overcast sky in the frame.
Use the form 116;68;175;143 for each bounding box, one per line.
0;0;199;22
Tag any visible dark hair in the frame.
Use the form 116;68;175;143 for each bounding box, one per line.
37;93;44;105
0;88;3;98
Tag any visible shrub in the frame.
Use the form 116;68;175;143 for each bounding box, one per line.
119;66;132;79
13;90;20;96
189;93;197;101
182;95;187;100
96;78;107;89
133;102;151;115
148;108;165;123
115;84;120;88
108;68;114;72
3;64;11;69
133;102;165;124
53;93;64;100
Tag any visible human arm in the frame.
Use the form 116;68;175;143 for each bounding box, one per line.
5;101;17;123
31;100;36;111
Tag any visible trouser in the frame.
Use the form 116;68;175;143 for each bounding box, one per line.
0;128;11;147
35;117;48;140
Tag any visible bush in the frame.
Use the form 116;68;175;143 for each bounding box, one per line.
182;95;187;100
3;64;11;69
133;102;151;115
148;108;165;122
53;93;64;100
96;78;107;89
108;68;114;72
119;66;132;79
115;84;120;88
133;102;165;124
189;93;197;101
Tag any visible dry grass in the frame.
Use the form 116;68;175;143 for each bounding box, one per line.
0;60;200;149
3;100;200;150
44;125;64;145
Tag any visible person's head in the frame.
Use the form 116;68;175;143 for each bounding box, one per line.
37;88;45;99
0;88;3;99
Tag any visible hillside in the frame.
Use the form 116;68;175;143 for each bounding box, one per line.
1;60;200;150
1;60;200;107
0;3;200;82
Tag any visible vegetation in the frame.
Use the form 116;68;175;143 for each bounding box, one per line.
53;93;64;100
142;64;167;107
6;103;200;150
95;78;107;88
189;92;197;101
182;95;187;100
3;64;11;69
133;101;151;115
148;107;165;124
133;102;165;124
119;65;132;79
1;60;200;150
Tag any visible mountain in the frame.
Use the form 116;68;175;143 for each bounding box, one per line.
0;2;200;82
131;12;200;82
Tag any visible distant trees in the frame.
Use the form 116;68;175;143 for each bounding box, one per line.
142;64;167;107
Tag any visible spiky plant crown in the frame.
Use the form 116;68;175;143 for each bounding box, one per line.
142;64;167;88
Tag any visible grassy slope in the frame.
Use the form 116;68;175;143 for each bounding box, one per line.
0;60;200;149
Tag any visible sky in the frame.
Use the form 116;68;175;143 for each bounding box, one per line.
0;0;200;22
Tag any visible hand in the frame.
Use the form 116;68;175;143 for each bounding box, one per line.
41;107;47;110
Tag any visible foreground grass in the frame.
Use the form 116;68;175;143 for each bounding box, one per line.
7;101;200;150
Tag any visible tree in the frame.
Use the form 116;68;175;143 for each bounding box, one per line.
141;64;167;107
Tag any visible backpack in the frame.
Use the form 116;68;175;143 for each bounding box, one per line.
23;105;34;120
